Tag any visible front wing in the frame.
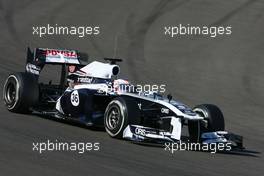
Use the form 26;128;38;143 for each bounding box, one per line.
123;125;244;151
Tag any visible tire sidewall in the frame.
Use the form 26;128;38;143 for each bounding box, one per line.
3;75;20;110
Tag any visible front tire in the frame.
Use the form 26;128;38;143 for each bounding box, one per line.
104;97;140;138
188;104;225;142
3;72;39;113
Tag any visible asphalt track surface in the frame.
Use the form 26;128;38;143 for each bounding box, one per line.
0;0;263;175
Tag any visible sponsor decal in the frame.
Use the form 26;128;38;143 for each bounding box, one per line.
26;63;40;75
44;49;77;58
135;128;146;136
71;90;79;106
137;103;142;110
77;77;92;83
161;108;169;114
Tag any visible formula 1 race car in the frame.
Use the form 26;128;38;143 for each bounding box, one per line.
3;47;243;150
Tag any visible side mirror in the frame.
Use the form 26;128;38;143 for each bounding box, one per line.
167;94;172;102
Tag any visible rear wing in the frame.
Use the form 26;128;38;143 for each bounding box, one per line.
27;47;88;65
26;47;88;76
25;47;88;88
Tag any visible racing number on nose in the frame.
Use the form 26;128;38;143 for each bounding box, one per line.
71;90;79;106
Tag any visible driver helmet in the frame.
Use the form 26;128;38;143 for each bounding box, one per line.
113;79;130;93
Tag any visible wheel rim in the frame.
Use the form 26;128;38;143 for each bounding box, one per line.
106;106;121;130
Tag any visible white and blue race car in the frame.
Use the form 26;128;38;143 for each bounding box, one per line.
3;47;243;150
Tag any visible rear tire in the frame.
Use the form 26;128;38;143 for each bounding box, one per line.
104;97;140;138
3;72;39;113
188;104;225;142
